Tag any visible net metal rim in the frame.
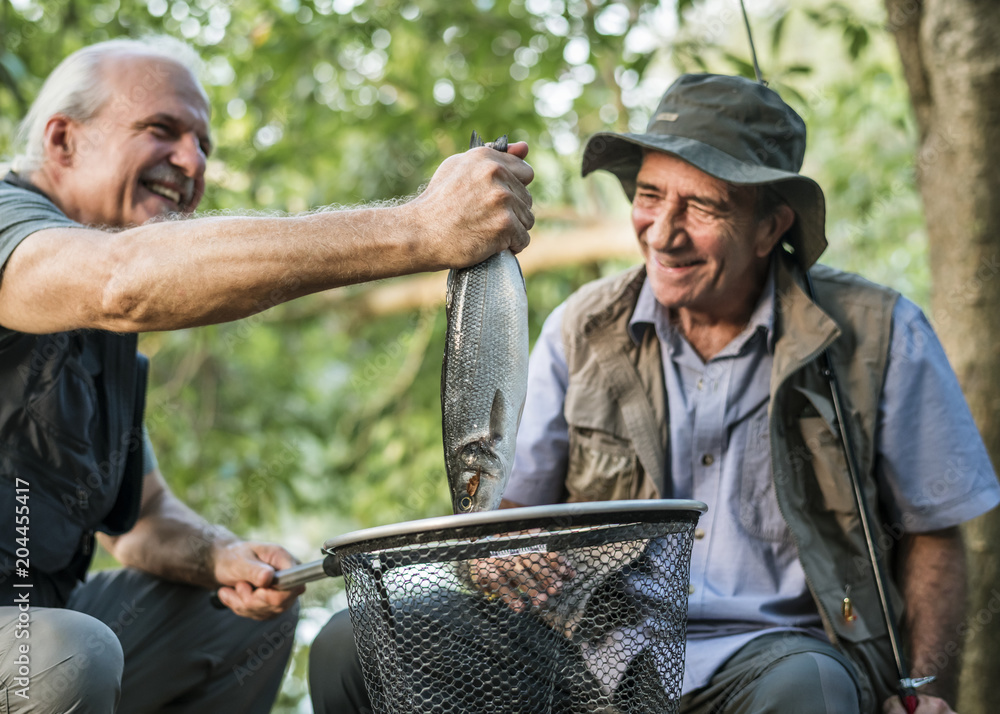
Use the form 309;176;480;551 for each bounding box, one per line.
322;499;707;556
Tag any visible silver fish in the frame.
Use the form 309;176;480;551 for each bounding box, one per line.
441;132;529;513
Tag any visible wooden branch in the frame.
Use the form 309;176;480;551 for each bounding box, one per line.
884;0;932;136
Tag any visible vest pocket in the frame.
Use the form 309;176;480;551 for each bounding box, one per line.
565;427;638;502
799;416;856;513
736;410;791;542
25;354;97;451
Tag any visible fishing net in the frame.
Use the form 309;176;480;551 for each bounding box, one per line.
326;501;704;714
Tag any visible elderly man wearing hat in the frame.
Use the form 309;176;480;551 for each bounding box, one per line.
495;74;999;713
310;75;999;714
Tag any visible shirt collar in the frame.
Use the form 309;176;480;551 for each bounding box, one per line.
3;171;53;201
628;259;777;355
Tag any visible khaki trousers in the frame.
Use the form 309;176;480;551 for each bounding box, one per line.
679;632;868;714
0;568;298;713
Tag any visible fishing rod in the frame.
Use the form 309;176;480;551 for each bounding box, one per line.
737;0;765;84
735;2;931;710
803;277;930;713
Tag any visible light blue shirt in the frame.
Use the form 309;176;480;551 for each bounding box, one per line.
506;269;1000;694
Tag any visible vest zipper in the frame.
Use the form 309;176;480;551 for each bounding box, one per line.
769;348;841;644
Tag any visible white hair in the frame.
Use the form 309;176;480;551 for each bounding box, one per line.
11;35;207;173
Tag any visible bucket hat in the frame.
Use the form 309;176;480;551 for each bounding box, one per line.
582;73;826;268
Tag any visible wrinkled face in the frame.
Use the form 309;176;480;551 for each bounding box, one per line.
631;152;773;322
64;55;211;228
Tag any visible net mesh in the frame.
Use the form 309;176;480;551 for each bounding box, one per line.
338;510;699;714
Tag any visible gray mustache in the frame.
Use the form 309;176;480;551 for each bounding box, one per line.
141;163;195;205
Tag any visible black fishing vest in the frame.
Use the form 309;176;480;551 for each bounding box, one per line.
0;328;148;606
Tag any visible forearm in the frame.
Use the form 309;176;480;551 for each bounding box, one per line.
100;206;434;330
898;527;966;704
99;488;238;589
3;204;432;334
98;470;300;619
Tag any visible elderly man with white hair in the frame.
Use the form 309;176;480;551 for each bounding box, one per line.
0;36;534;713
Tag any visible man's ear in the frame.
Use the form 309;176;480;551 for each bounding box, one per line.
755;204;796;258
42;115;78;167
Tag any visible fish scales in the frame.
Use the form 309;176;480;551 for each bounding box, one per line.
442;251;529;513
441;132;529;513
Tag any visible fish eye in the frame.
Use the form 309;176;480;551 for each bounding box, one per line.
459;496;473;511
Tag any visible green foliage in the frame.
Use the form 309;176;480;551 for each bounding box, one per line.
0;0;666;212
1;0;933;710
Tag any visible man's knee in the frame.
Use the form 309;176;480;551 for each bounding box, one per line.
310;609;369;714
8;608;123;713
743;650;861;714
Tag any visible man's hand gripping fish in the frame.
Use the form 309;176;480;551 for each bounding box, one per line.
441;132;530;513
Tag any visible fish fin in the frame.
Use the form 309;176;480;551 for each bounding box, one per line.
445;269;456;310
469;131;508;152
511;251;526;290
489;388;508;447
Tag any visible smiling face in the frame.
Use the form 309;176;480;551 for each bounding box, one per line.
632;151;782;328
58;54;211;228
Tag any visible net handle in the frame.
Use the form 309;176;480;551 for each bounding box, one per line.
272;553;342;590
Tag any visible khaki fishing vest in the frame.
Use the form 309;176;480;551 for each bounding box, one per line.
561;252;899;707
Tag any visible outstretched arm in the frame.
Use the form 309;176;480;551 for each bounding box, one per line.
0;143;533;334
98;468;302;620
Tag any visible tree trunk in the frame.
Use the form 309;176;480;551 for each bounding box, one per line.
884;0;1000;709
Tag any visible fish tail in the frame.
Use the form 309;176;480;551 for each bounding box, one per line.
469;131;508;153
